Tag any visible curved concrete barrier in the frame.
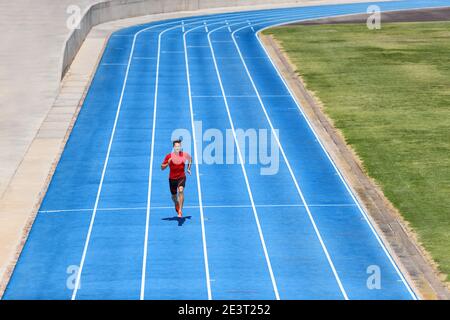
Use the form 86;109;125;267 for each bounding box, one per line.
61;0;311;78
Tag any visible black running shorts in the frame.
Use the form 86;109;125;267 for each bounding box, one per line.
169;176;186;195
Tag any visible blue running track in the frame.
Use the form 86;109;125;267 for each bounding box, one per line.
4;0;450;300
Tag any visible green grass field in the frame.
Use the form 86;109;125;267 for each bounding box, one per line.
264;21;450;282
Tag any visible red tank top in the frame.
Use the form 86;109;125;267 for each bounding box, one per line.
163;152;192;179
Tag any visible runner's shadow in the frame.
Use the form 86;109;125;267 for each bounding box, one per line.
162;216;192;227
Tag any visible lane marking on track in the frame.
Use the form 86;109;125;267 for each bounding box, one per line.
247;20;255;32
207;23;280;300
145;12;296;299
70;18;186;301
39;203;358;213
139;14;254;301
255;16;420;300
184;21;214;300
227;7;428;299
140;19;172;302
70;13;258;301
199;9;361;300
192;94;292;98
221;6;435;299
101;63;128;66
225;20;231;32
230;17;349;301
187;56;268;59
139;15;247;300
70;10;347;301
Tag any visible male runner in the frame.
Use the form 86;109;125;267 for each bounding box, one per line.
161;139;192;217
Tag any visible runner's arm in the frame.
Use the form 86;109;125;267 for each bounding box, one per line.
187;154;192;175
161;155;171;170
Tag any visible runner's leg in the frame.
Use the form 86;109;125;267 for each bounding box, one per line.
177;185;184;216
170;179;179;213
172;194;178;206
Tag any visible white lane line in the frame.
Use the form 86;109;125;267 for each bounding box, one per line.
182;20;185;32
101;63;128;66
187;56;267;59
195;9;364;301
68;9;347;301
220;7;423;299
70;20;169;301
184;24;213;301
140;22;170;301
140;14;243;300
70;14;231;300
262;94;293;97
192;94;291;98
255;16;420;300
70;12;253;301
204;21;208;32
211;203;355;208
70;11;333;301
255;8;424;299
192;95;256;98
230;24;348;300
198;11;350;301
139;13;260;300
133;57;157;59
225;20;231;32
218;56;267;59
207;26;280;300
247;20;255;32
143;11;290;300
40;203;357;213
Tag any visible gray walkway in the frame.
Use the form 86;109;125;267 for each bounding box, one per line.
0;0;95;198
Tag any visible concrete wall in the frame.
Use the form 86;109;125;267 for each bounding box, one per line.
61;0;311;78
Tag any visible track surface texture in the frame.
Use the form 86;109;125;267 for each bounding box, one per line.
4;0;450;300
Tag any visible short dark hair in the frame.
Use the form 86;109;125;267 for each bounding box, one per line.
172;139;182;146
